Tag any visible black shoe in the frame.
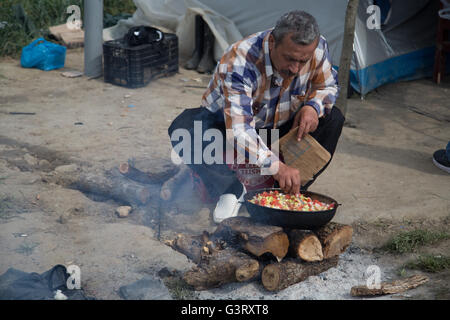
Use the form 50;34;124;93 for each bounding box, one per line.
184;15;204;70
433;149;450;173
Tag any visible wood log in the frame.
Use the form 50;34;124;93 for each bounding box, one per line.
213;217;289;261
313;222;353;259
50;166;160;206
350;275;429;297
127;157;180;184
160;165;192;200
119;160;180;186
183;247;260;290
261;256;339;292
166;232;260;290
165;233;206;264
288;230;323;262
119;162;159;185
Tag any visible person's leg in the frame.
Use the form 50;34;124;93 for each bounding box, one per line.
168;107;243;199
309;107;345;156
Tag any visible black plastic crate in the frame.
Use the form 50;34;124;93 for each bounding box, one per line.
103;33;178;88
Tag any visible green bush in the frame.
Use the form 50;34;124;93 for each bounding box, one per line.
0;0;136;57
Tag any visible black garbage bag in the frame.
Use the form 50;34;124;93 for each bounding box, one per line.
0;265;92;300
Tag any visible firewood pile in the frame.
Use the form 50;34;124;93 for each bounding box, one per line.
165;216;353;292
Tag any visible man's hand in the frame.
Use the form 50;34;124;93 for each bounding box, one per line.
270;160;301;194
292;105;319;141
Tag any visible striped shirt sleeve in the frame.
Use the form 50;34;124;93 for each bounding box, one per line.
219;48;279;167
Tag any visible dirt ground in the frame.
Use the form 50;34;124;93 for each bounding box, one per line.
0;47;449;300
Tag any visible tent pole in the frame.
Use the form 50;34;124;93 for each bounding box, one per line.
84;0;103;78
336;0;359;117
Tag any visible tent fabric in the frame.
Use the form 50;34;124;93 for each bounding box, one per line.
103;0;440;95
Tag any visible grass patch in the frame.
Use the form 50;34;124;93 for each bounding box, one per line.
381;229;450;254
0;0;136;57
163;276;198;300
404;254;450;273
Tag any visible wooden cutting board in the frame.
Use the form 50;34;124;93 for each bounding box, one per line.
278;128;331;186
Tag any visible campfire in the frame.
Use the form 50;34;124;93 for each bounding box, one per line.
165;217;353;291
46;156;353;292
45;158;429;296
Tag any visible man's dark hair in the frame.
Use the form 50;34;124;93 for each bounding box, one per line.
272;10;320;46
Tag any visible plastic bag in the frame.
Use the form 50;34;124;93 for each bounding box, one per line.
20;38;66;71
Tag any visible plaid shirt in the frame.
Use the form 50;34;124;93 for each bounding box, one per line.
201;29;339;167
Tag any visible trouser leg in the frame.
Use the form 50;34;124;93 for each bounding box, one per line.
168;107;243;199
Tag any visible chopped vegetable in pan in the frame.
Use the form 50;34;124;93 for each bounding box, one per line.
249;190;335;212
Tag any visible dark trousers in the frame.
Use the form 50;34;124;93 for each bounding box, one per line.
168;106;345;199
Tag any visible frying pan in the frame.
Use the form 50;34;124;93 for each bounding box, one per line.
243;188;340;229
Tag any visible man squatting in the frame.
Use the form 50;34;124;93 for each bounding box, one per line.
169;10;344;223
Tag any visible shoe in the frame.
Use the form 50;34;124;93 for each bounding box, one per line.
212;184;246;224
184;15;204;70
433;149;450;173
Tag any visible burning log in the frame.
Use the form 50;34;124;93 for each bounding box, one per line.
313;222;353;259
160;165;192;200
288;230;323;262
119;162;158;185
50;165;159;206
350;275;429;297
165;233;210;264
261;256;339;292
213;217;289;261
118;160;179;185
120;158;180;184
166;232;260;290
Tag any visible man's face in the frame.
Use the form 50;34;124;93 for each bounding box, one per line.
269;33;319;79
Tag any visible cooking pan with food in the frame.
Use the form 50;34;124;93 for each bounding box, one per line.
243;188;340;229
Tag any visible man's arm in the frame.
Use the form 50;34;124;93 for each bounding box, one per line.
218;54;279;168
219;47;300;194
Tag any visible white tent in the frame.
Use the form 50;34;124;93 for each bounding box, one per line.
104;0;440;95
